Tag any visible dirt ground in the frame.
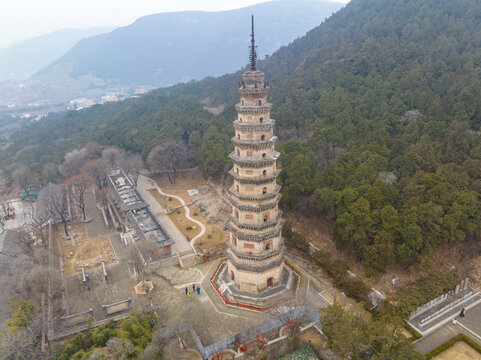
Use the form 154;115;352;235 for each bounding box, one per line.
190;205;226;247
148;188;183;211
432;341;481;360
53;222;117;276
299;327;326;354
152;170;231;224
162;332;204;360
167;205;226;254
151;170;228;251
169;207;201;240
152;170;204;195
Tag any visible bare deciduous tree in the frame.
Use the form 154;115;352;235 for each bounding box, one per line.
12;164;38;197
44;185;70;236
59;147;90;178
138;325;166;360
9;228;34;257
19;265;62;304
0;313;43;360
41;162;59;182
126;244;146;282
104;337;136;360
102;147;123;168
82;158;109;190
85;142;103;159
68;174;93;221
24;202;49;245
124;155;144;187
147;142;192;184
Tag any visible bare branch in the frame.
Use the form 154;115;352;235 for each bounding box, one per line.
67;174;93;220
124;155;144;187
82;158;109;190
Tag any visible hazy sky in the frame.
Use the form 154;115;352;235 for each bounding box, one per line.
0;0;350;50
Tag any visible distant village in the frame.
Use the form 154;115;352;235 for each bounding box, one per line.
3;87;151;122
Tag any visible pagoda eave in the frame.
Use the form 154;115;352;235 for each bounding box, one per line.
228;212;284;231
235;104;271;114
228;185;281;201
227;243;284;262
229;169;280;184
227;223;282;242
228;196;280;212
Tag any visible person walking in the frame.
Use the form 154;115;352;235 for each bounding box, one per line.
187;292;191;301
193;284;196;293
452;318;457;326
185;287;188;295
196;286;200;295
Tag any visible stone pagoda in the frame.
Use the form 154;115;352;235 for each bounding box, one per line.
226;16;285;293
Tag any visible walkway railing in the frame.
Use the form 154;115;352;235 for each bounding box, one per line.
156;305;321;359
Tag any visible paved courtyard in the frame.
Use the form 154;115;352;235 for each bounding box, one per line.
149;257;330;347
55;188;146;331
414;300;481;354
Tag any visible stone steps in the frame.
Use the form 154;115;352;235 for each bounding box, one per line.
180;254;198;268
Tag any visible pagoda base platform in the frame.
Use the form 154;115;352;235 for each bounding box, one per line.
210;259;300;311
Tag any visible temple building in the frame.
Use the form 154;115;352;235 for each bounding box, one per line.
107;169;174;260
226;16;285;293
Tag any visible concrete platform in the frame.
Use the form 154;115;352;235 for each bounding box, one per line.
408;289;481;336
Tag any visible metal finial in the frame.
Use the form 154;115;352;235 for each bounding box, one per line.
249;15;257;71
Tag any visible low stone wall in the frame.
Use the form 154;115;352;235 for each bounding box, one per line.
102;298;131;317
60;309;93;328
410;278;471;320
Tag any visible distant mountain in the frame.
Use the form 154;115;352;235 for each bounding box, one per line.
0;27;114;81
37;0;343;87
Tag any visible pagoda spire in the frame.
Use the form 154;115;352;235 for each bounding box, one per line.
249;15;257;71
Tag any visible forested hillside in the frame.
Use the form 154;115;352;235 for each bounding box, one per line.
4;0;481;274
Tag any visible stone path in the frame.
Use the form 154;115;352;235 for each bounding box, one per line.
414;324;460;354
458;300;481;340
136;175;193;255
157;215;192;254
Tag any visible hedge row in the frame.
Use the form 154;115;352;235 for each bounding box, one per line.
282;222;371;303
424;333;481;359
404;323;422;341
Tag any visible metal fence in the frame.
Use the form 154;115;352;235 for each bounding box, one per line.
157;305;321;359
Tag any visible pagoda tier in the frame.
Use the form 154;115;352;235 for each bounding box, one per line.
233;121;274;132
226;67;285;293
